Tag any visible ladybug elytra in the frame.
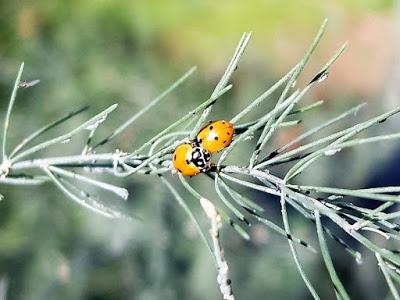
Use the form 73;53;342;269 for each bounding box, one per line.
196;120;234;153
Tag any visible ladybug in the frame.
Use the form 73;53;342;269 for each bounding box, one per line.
196;120;234;153
172;143;211;176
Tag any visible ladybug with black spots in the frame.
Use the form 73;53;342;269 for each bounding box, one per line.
172;143;211;176
172;120;234;176
195;120;234;153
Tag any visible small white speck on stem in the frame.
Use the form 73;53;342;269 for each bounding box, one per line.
200;197;235;300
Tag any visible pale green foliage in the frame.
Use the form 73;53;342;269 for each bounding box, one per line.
2;20;400;299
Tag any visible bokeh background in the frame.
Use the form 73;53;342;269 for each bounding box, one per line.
1;1;400;299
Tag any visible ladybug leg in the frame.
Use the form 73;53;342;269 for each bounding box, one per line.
208;163;217;173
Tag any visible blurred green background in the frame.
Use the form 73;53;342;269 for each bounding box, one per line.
0;1;399;299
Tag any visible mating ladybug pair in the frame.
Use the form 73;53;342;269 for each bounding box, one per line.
172;120;234;176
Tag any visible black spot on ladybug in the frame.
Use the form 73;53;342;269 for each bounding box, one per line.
222;121;226;124
186;159;190;164
209;126;213;130
198;138;202;143
178;168;182;173
174;155;176;161
214;136;219;141
223;140;227;144
226;132;230;135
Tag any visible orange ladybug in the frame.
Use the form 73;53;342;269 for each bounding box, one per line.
196;120;234;153
172;143;211;176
